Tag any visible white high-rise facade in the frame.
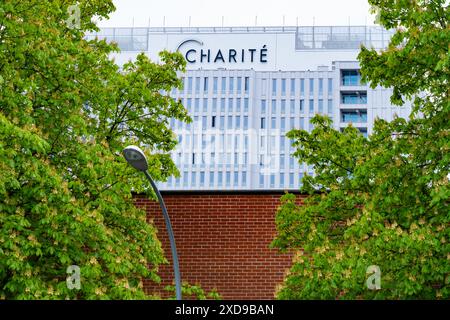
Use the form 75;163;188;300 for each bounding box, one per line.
88;26;412;190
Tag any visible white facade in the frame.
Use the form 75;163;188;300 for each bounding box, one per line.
88;26;412;190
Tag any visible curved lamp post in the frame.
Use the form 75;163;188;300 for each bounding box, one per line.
122;145;182;300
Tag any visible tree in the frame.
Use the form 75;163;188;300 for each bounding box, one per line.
0;0;190;299
272;0;449;299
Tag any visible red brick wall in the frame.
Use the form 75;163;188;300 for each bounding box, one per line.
135;192;305;300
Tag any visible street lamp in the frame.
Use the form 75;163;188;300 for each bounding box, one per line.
122;145;182;300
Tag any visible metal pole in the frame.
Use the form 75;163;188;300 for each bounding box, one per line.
144;171;182;300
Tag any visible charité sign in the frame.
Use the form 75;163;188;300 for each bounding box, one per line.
176;39;268;64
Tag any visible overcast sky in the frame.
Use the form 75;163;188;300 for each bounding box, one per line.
98;0;377;27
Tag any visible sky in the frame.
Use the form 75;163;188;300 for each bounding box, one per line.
98;0;377;28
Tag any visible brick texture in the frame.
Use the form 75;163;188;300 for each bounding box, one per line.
135;192;305;300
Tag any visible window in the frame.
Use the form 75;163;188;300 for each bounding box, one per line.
203;98;208;112
244;116;248;130
309;78;314;94
213;77;218;93
228;98;234;112
210;152;216;164
290;117;295;130
226;171;231;186
218;172;223;185
289;156;294;168
242;171;247;184
289;173;294;187
183;171;189;187
202;116;207;129
319;78;323;95
220;116;225;130
309;99;314;113
328;99;333;114
271;117;276;129
212;98;217;112
186;98;192;112
300;79;305;95
270;174;275;188
272;79;277;95
290;99;295;114
341;70;360;86
211;116;216;128
234;172;238;186
280;154;285;169
244;77;249;92
220;98;225;112
281;117;286;132
221;77;226;92
318;99;323;113
235;116;241;129
300;99;304;112
195;77;200;93
281;78;286;95
204;77;208;92
200;172;205;186
280;136;285;151
341;109;367;123
280;173;285;187
261;100;266;114
236;98;241;112
229;77;234;92
227;116;233;129
290;78;295;96
341;91;367;104
271;100;277;115
328;78;333;93
187;77;193;92
281;100;286;114
237;77;242;92
192;153;196;165
300;117;304;129
195;98;200;112
210;172;215;185
259;174;264;187
244;98;249;113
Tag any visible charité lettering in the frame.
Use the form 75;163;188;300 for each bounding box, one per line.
176;39;268;64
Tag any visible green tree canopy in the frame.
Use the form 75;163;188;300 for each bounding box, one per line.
272;0;449;299
0;0;190;299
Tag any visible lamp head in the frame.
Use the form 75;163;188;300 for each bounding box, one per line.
123;145;148;171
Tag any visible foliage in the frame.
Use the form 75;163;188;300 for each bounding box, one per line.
272;0;449;299
0;0;190;299
164;283;222;300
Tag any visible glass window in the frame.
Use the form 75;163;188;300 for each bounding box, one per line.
300;117;304;129
220;98;225;112
227;116;233;129
309;78;314;94
328;78;333;93
271;100;277;115
289;173;294;187
290;78;295;96
309;99;314;113
261;100;266;114
271;117;276;129
187;77;193;92
235;116;241;129
319;78;323;94
244;116;248;130
220;116;225;130
236;98;241;112
204;77;208;92
280;173;285;187
200;172;205;186
341;91;367;104
195;98;200;112
186;98;192;112
280;154;285;169
234;172;238;186
237;77;242;92
218;172;223;185
226;171;231;186
195;77;200;93
203;98;208;112
210;172;215;185
281;100;286;114
191;171;196;185
183;171;188;187
221;77;226;92
281;117;286;132
229;77;234;92
211;116;216;128
341;109;367;123
244;77;249;92
272;79;277;95
319;99;323;113
259;174;264;187
212;98;217;112
328;99;333;114
228;98;234;112
242;171;247;184
202;116;207;129
281;78;286;95
261;117;266;129
213;77;218;93
270;174;275;188
299;99;304;112
290;99;295;114
290;117;295;130
341;70;360;86
300;79;305;95
244;98;249;113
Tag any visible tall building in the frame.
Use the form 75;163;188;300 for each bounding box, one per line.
87;26;411;190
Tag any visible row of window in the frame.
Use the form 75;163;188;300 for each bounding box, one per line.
261;98;333;115
268;78;333;96
166;171;305;188
182;76;250;94
184;97;250;114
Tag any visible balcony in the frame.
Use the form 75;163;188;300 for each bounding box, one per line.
341;91;367;105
